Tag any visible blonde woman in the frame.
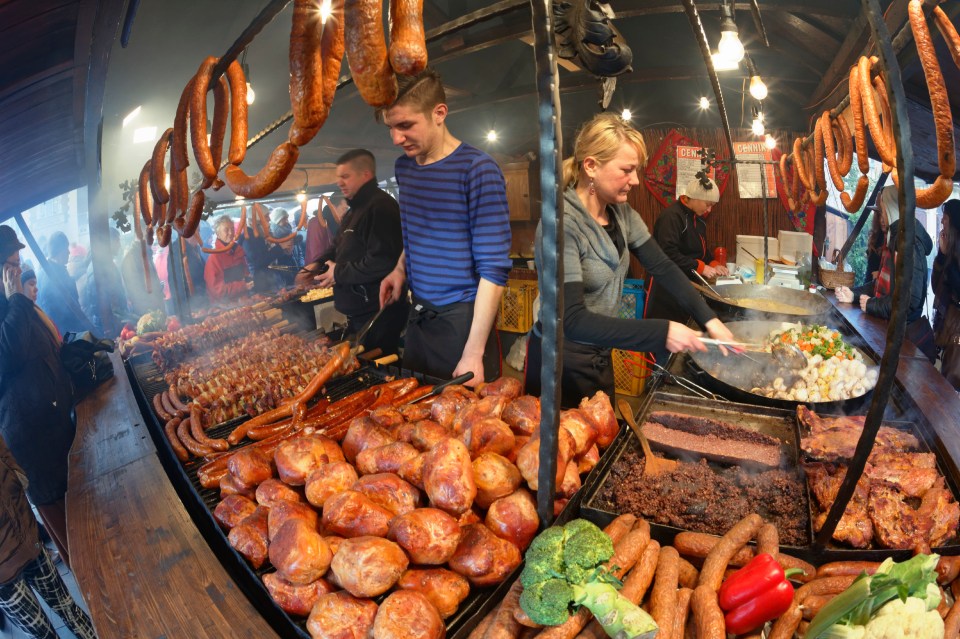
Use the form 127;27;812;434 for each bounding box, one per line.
525;113;734;404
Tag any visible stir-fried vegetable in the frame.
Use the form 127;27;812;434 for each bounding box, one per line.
770;325;856;360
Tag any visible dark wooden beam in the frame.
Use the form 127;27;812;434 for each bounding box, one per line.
807;12;868;109
429;19;530;66
613;0;857;20
421;0;449;27
766;18;833;65
778;12;842;60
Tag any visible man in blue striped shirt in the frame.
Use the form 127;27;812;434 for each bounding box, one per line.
378;69;512;384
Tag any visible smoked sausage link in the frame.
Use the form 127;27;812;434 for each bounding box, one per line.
389;0;427;75
224;142;301;199
345;0;399;108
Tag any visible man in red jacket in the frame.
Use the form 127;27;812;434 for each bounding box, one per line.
204;214;252;303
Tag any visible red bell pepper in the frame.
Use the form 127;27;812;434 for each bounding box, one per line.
717;553;803;634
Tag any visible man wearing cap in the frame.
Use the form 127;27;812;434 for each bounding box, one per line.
645;176;728;327
0;225;78;569
296;149;407;355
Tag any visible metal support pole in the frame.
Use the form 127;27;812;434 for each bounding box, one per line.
680;0;737;161
530;0;563;528
815;0;916;549
168;232;188;323
761;159;769;268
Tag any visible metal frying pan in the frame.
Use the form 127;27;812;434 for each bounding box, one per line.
685;320;877;412
692;283;833;318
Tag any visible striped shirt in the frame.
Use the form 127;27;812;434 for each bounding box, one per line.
395;143;512;305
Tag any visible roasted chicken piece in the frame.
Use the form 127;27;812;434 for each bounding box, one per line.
329;536;409;598
269;519;333;585
452;395;509;436
805;462;874;548
798;406;921;460
370;406;406;430
558;459;582;498
430;391;473;429
409;420;451;452
864;452;939;497
578;391;619;448
448;523;522;586
458;509;482;527
307;591;378;639
505;435;529;464
397;568;470;620
356;441;420;476
869;481;934;550
577;444;600;475
256;478;304;506
919;478;960;547
387;507;462;564
472;452;522;509
227;447;274;487
275;435;333;486
305;462;360;509
267;499;319;541
398;452;427;490
478;376;523;401
423;438;477;514
228;505;270;568
399;403;432;423
342;417;397;463
373;590;445;639
314;434;346;463
501;395;540;436
559;408;598;455
321;490;394;538
219;472;257;499
515;427;575;492
460;417;516;458
263;572;334;617
214;494;257;530
352;473;421;516
484;488;539;551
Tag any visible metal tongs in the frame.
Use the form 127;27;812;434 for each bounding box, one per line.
267;264;303;273
698;338;807;369
648;359;729;402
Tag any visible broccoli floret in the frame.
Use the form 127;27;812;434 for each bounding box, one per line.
562;520;615;573
519;519;659;639
521;526;565;588
519;578;575;626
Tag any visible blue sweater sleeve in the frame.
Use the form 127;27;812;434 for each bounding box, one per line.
466;157;512;286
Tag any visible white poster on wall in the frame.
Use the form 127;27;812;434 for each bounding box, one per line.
675;145;715;198
734;141;777;198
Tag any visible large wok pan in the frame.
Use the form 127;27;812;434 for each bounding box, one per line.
685;320;877;412
692;283;833;319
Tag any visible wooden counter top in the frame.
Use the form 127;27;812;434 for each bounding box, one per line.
826;290;928;360
67;352;280;639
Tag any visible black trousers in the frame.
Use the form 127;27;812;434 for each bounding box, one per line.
402;299;501;383
347;298;410;356
525;328;614;408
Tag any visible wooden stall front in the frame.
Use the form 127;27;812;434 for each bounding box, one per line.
67;352;280;639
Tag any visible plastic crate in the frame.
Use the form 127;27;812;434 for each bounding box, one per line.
611;349;648;396
617;278;645;319
498;279;537;333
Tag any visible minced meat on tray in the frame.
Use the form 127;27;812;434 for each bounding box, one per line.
593;444;809;546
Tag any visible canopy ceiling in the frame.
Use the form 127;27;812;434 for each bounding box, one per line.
2;0;959;222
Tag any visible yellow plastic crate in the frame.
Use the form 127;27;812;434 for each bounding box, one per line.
497;279;537;333
612;349;648;396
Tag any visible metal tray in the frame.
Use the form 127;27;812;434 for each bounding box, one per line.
129;357;618;639
580;391;814;557
796;410;960;561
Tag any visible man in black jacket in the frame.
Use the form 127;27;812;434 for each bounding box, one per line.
296;149;408;354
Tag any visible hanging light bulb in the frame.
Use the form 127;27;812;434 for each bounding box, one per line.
296;191;307;203
764;134;776;149
621;108;632;122
486;130;498;142
319;0;332;23
711;52;739;71
718;3;745;63
699;96;711;110
749;74;768;101
752;118;765;136
246;82;255;105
